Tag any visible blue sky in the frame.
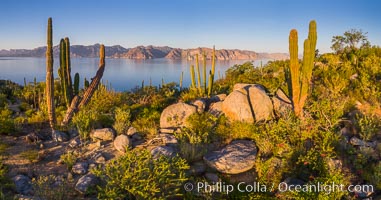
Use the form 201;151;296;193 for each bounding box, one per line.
0;0;380;53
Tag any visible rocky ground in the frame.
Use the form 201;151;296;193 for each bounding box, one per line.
1;83;380;199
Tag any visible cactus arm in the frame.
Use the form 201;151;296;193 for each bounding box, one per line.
287;20;317;118
179;71;183;90
299;20;317;114
289;29;301;116
196;54;202;94
202;52;207;95
64;37;73;103
74;73;80;96
208;46;216;97
78;44;106;109
208;70;213;97
190;65;196;88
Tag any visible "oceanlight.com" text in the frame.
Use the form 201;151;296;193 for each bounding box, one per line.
183;181;374;195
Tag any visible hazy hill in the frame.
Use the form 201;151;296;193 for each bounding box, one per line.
0;44;288;60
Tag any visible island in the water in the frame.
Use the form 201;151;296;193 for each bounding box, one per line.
0;44;288;60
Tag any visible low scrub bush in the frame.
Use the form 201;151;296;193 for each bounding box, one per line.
93;149;189;199
0;109;16;135
32;175;75;200
112;107;131;135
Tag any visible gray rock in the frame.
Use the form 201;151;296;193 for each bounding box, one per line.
192;99;206;113
113;134;131;153
126;127;138;136
210;94;227;103
131;133;143;141
160;128;175;134
94;153;106;164
222;90;254;123
158;133;178;145
52;130;69;142
90;128;115;141
209;102;223;117
12;175;33;195
72;162;89;175
68;128;79;138
204;140;257;174
160;102;197;129
205;172;220;183
233;83;265;91
151;146;176;159
13;195;41;200
25;132;43;143
282;177;305;186
272;88;292;118
248;85;274;121
225;170;257;184
350;137;376;147
350;137;365;146
75;174;98;194
69;137;81;148
340;127;353;138
188;161;207;176
88;163;97;171
354;189;373;198
327;158;342;171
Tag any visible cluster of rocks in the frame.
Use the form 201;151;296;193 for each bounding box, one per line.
159;83;292;134
155;83;290;184
16;126;145;196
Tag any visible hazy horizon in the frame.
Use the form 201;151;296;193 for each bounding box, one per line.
0;0;380;53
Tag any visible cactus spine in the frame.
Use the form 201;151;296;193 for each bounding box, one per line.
46;17;56;129
74;73;80;96
190;65;196;88
288;20;317;118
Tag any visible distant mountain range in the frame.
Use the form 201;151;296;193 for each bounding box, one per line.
0;44;288;60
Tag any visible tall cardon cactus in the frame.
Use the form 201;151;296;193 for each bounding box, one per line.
46;17;56;129
288;20;317;118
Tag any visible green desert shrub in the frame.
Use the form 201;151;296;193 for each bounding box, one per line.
181;112;218;144
20;149;39;163
71;104;114;140
32;175;75;200
132;107;161;138
0;159;11;199
60;151;77;171
175;112;219;162
0;108;16;135
355;113;381;141
112;107;131;135
363;161;381;190
93;149;189;200
0;93;7;108
87;85;123;113
28;110;47;129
